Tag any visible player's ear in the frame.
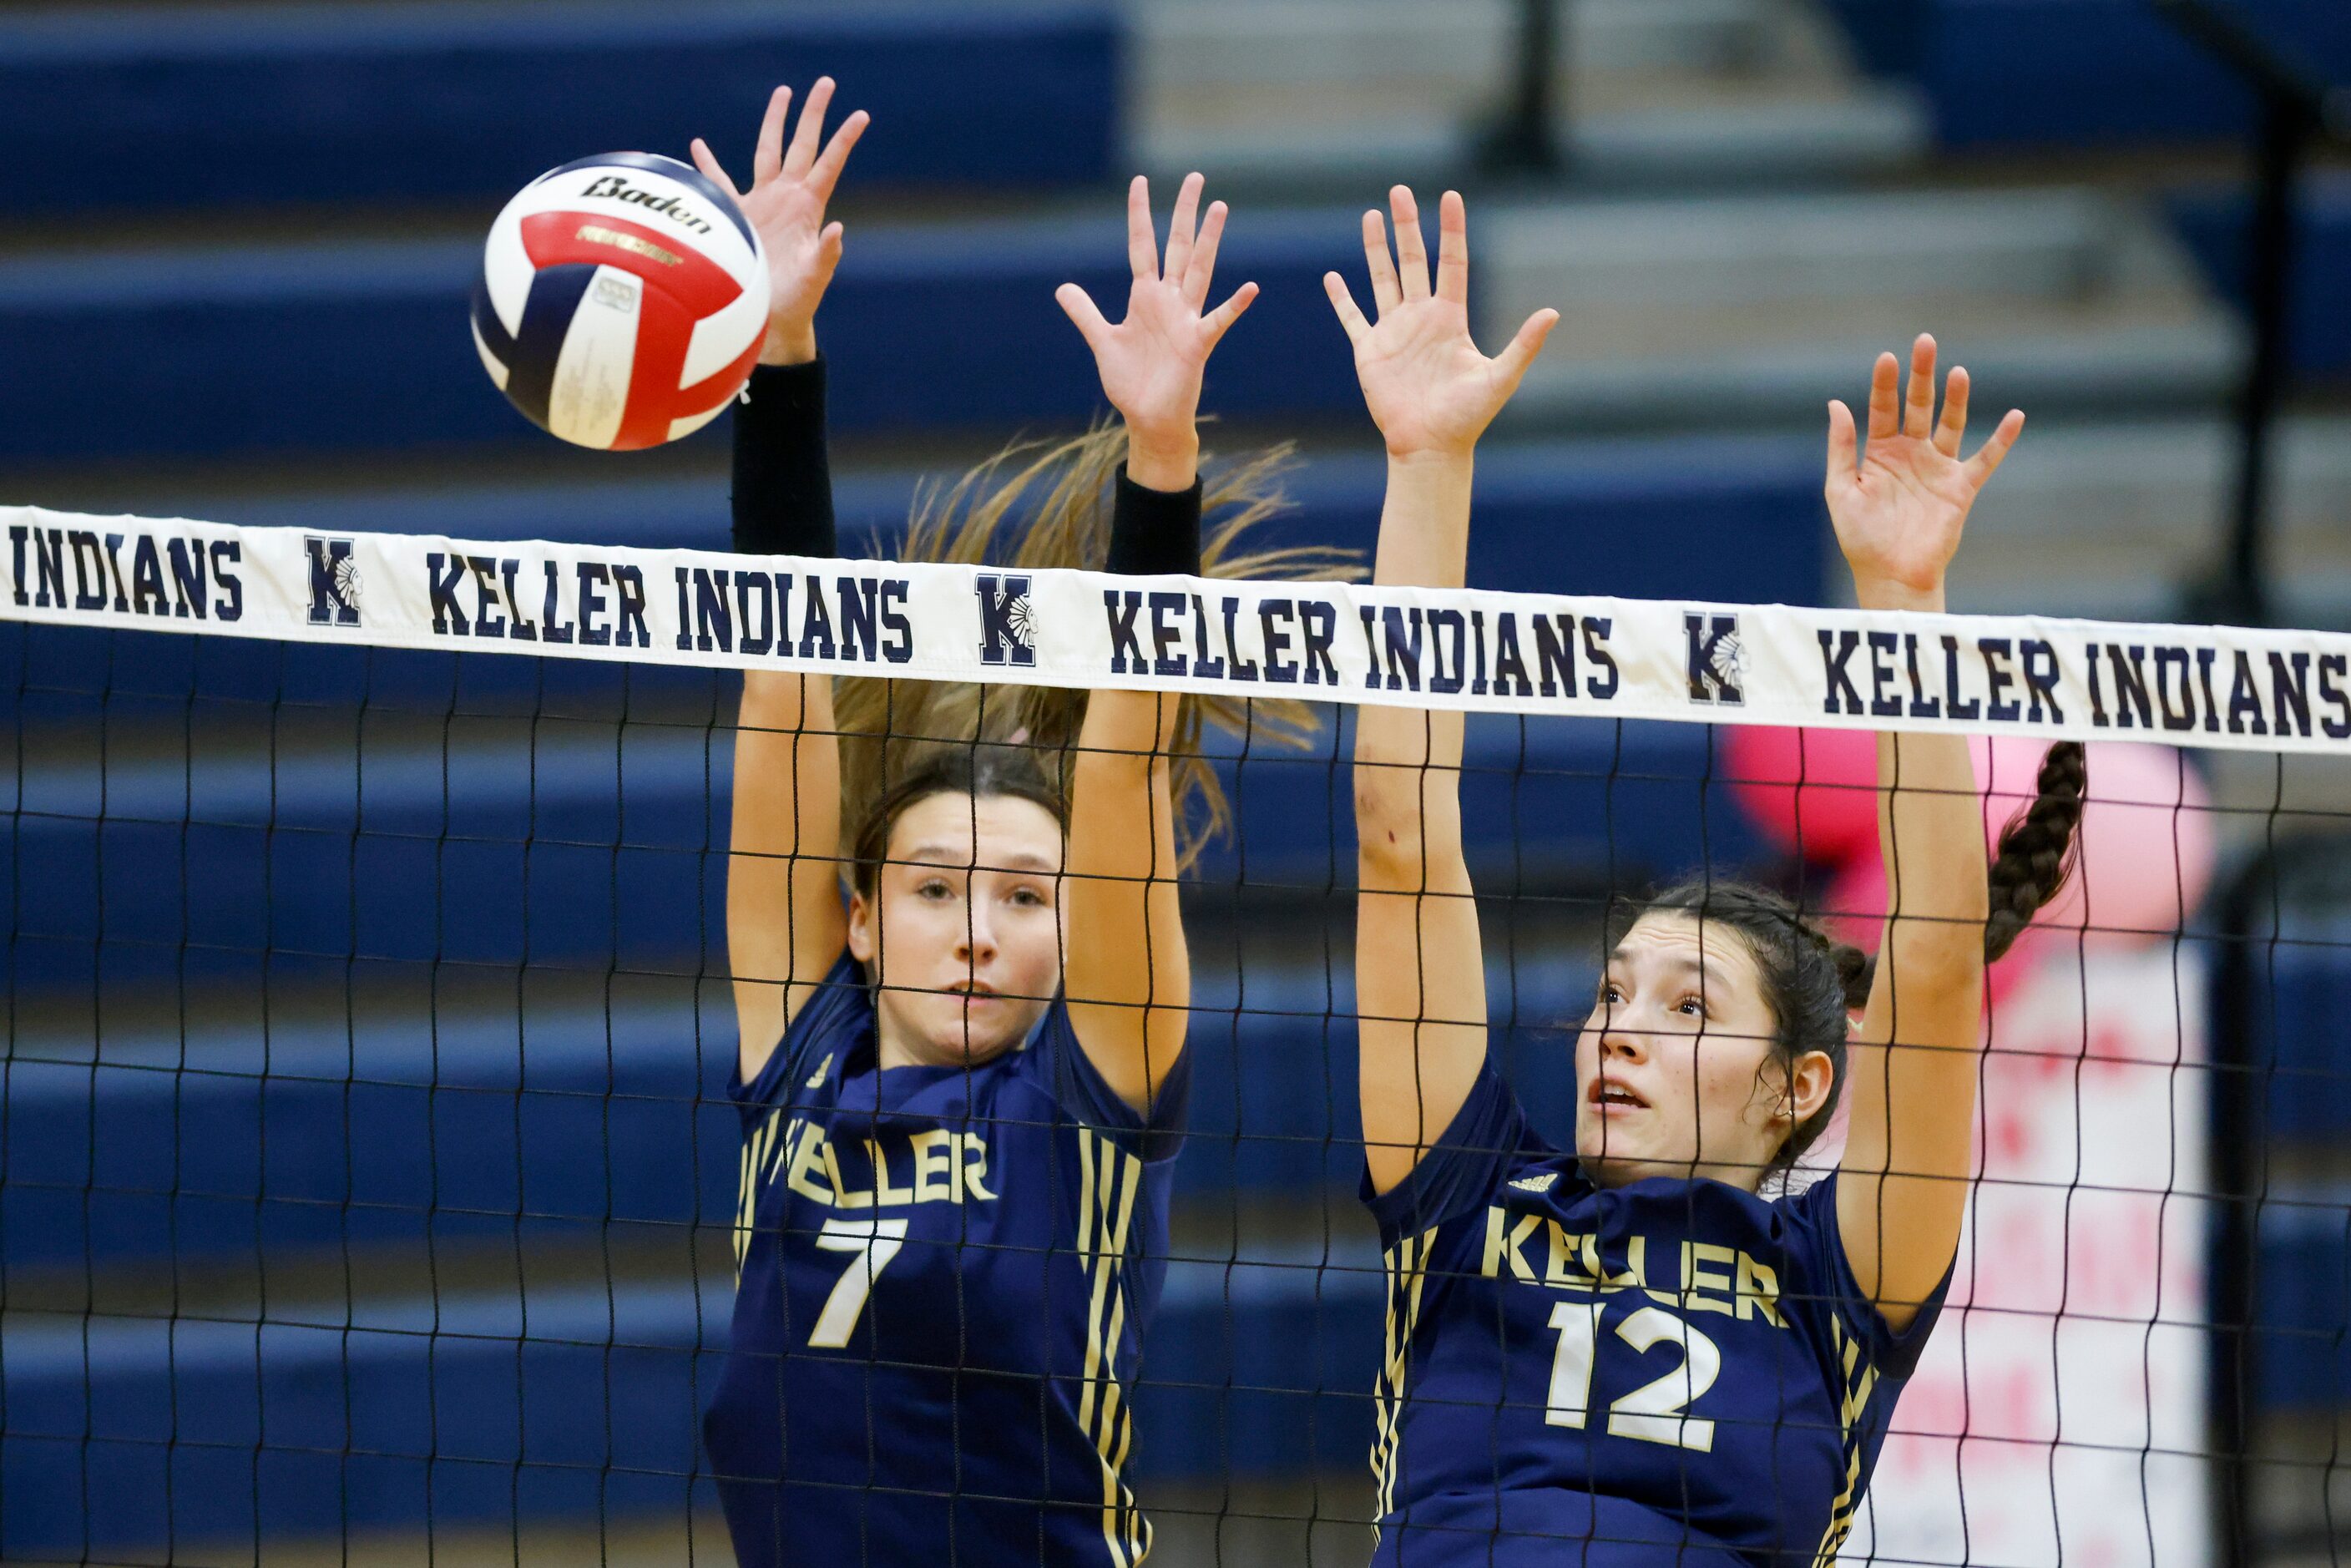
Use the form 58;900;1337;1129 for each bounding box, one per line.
847;888;877;966
1782;1049;1836;1127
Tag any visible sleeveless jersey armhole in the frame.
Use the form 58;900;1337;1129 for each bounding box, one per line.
1360;1055;1550;1248
731;948;864;1109
1025;999;1195;1165
1782;1171;1954;1378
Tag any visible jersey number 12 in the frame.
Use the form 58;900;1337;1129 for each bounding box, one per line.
1545;1302;1722;1451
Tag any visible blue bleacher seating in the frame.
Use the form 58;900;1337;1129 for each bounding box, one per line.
0;1248;1388;1556
2252;1193;2351;1412
1823;0;2351;149
0;956;1595;1552
0;707;1759;994
2167;172;2351;382
0;1;1116;216
0;215;1360;464
2220;870;2351;1414
0;938;1587;1276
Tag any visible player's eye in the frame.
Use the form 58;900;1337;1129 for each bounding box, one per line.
1676;994;1706;1017
916;878;954;901
1008;883;1048;908
1598;982;1625;1005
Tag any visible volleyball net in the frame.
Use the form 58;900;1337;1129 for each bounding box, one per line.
5;503;2348;1565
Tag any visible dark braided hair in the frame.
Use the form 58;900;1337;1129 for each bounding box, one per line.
1614;740;2088;1181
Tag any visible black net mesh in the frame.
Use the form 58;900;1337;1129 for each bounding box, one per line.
0;609;2342;1567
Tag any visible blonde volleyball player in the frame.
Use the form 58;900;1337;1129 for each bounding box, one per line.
1331;187;2085;1565
692;81;1335;1565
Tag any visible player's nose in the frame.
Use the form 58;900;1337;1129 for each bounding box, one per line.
1597;1011;1650;1063
956;906;999;962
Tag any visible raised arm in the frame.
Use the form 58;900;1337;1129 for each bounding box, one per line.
1828;336;2025;1328
696;80;868;1082
1325;189;1557;1194
1050;174;1258;1112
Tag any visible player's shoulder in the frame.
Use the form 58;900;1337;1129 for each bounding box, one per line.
737;950;871;1106
1494;1154;1590;1206
997;997;1191;1161
1365;1057;1563;1246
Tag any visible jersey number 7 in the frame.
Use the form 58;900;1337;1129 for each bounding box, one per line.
809;1215;912;1348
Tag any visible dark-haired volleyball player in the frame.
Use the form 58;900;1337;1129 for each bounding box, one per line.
690;83;1271;1565
1330;188;2081;1565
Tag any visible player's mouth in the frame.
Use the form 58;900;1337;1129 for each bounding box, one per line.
948;979;1000;1007
1588;1075;1648;1115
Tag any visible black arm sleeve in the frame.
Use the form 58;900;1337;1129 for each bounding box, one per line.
1106;464;1203;578
731;357;837;559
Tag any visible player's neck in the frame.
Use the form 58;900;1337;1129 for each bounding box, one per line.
1579;1152;1771;1195
873;1014;1016;1074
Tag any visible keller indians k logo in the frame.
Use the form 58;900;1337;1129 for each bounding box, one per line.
975;573;1036;668
306;536;362;627
1684;611;1744;706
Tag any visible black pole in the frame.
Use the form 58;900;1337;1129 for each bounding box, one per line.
2205;847;2273;1568
2152;0;2341;630
1478;0;1564;175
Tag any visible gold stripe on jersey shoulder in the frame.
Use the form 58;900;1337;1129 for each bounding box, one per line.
1811;1313;1883;1566
1370;1228;1437;1535
732;1111;788;1282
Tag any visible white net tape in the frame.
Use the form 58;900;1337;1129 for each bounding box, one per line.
10;504;2348;755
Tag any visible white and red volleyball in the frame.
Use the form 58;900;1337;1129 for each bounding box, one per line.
471;152;769;450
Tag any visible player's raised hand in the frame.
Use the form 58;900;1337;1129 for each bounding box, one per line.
1824;335;2025;611
690;78;870;367
1326;188;1557;463
1056;174;1258;483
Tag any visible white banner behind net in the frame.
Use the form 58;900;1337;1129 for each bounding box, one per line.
7;505;2348;755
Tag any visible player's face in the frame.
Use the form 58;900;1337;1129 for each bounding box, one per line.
849;789;1067;1070
1573;912;1797;1192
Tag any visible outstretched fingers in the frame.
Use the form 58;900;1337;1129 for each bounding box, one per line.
752;84;792;186
1362;209;1403;315
806;109;870;204
1826;399;1860;489
1390;186;1430;301
1933;366;1970;458
1325;271;1371;344
1964;409;2027;488
1055;282;1114;352
1902;333;1939;439
688;139;742;202
1203;281;1260;348
1492;308;1560;395
1434;190;1469;306
1184;200;1228;308
1163;172;1203;290
807;221;847;290
1866;351;1901;442
781;77;836;180
1127;175;1159;282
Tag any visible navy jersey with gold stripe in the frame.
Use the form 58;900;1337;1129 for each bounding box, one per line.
705;952;1189;1567
1365;1059;1947;1567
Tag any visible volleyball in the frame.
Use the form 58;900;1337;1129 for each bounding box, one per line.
471;152;769;450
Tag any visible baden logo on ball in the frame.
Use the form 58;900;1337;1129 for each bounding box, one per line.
472;152;769;451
